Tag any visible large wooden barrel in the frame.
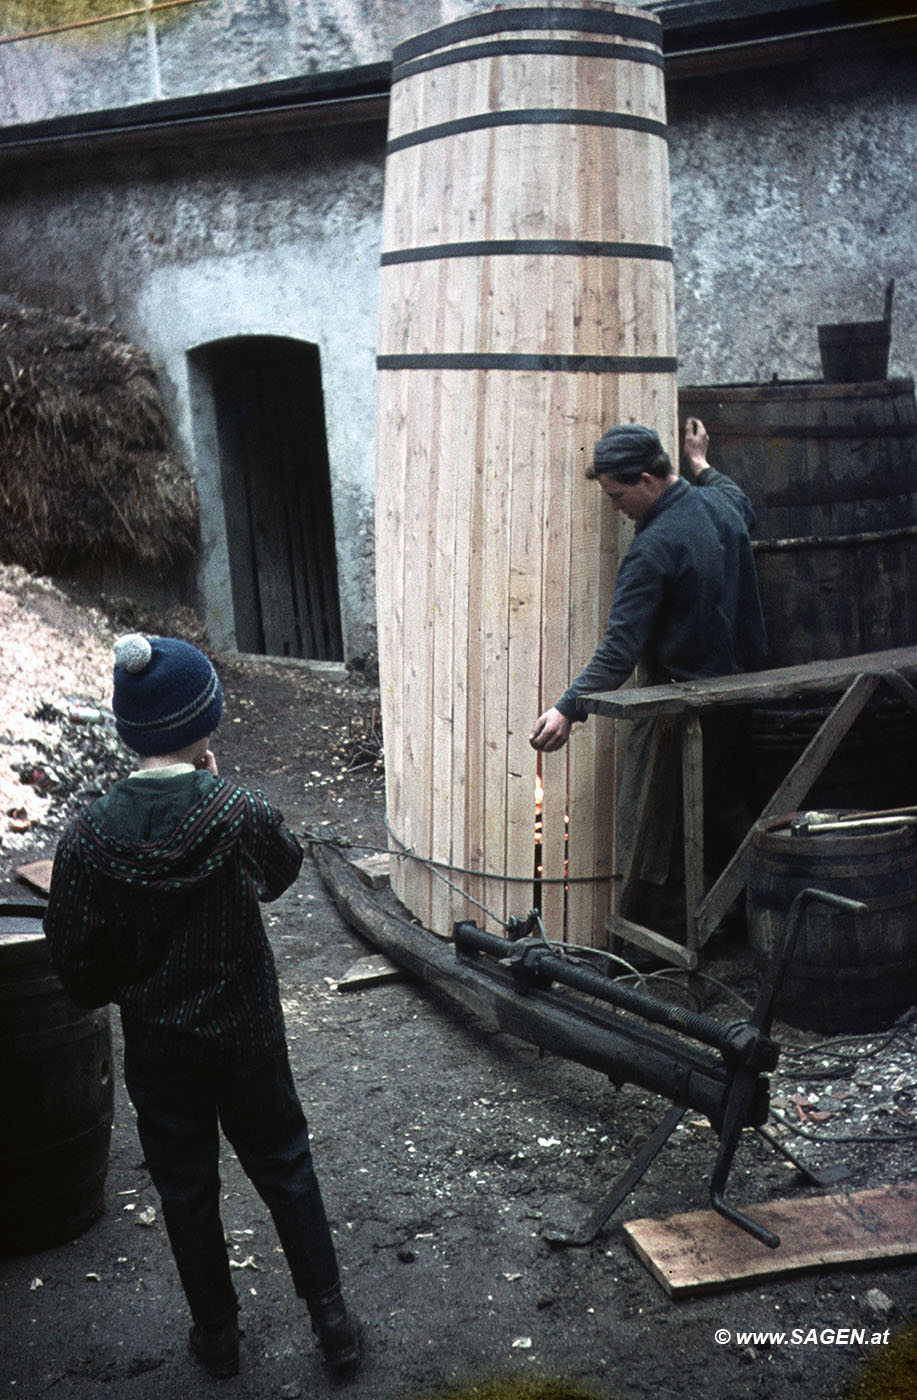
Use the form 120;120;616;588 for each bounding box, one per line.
376;3;677;941
746;815;917;1033
0;905;114;1256
677;378;917;663
678;379;917;810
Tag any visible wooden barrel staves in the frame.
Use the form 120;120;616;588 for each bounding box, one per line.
746;816;917;1033
677;379;917;665
0;906;114;1256
375;3;678;942
678;378;917;811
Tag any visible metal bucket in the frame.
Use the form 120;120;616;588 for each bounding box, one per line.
0;904;113;1256
746;815;917;1032
818;321;891;384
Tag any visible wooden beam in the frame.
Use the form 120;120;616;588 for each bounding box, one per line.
694;671;879;942
881;667;917;714
681;713;704;953
606;912;698;971
581;646;917;720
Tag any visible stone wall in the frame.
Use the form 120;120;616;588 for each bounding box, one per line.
0;3;913;656
667;49;915;386
0;117;387;657
0;1;481;123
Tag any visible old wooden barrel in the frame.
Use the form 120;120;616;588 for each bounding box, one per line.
677;378;917;661
375;3;677;943
746;815;917;1032
0;905;113;1256
678;379;917;810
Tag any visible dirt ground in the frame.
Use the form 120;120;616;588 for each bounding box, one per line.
1;585;916;1400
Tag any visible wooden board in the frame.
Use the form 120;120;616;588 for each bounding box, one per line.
582;645;917;719
334;954;401;992
349;853;391;890
623;1185;917;1297
14;860;54;896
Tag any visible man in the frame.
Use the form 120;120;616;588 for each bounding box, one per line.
530;419;767;932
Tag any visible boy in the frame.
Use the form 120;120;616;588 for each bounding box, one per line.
44;633;361;1381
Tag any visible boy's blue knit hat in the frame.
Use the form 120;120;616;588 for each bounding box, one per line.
112;633;223;755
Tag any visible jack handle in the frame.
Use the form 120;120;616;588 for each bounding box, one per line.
750;887;867;1042
710;887;866;1247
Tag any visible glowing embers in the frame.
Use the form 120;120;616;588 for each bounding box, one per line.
533;770;569;904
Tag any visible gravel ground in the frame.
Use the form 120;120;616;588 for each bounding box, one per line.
0;580;915;1400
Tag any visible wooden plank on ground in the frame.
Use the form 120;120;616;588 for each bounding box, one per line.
623;1185;917;1297
15;860;54;896
348;853;391;890
334;954;402;992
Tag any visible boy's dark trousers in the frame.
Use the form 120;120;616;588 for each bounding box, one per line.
123;1043;341;1328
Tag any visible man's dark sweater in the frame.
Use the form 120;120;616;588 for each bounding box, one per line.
556;468;767;718
44;769;303;1067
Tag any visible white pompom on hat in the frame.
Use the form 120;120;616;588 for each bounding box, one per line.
113;633;153;675
112;633;223;755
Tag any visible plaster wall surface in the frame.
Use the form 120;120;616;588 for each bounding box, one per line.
0;121;385;655
0;0;484;122
667;52;916;386
0;4;914;657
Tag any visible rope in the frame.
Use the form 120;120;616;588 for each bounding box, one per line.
383;814;618;885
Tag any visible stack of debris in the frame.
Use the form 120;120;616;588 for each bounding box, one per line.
0;565;129;851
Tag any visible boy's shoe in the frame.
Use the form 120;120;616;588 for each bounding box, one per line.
307;1285;363;1376
189;1319;240;1379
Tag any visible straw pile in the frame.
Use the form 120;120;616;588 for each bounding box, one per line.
0;296;198;575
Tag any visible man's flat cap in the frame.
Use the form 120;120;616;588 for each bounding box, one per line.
593;423;663;476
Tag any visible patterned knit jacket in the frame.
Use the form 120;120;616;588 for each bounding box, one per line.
44;770;303;1066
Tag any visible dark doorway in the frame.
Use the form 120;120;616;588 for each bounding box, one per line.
194;335;343;660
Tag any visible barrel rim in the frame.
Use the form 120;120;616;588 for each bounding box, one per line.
393;35;665;85
752;811;917;854
386;107;669;156
0;902;49;954
380;238;675;266
376;352;679;373
392;5;663;68
678;376;915;402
